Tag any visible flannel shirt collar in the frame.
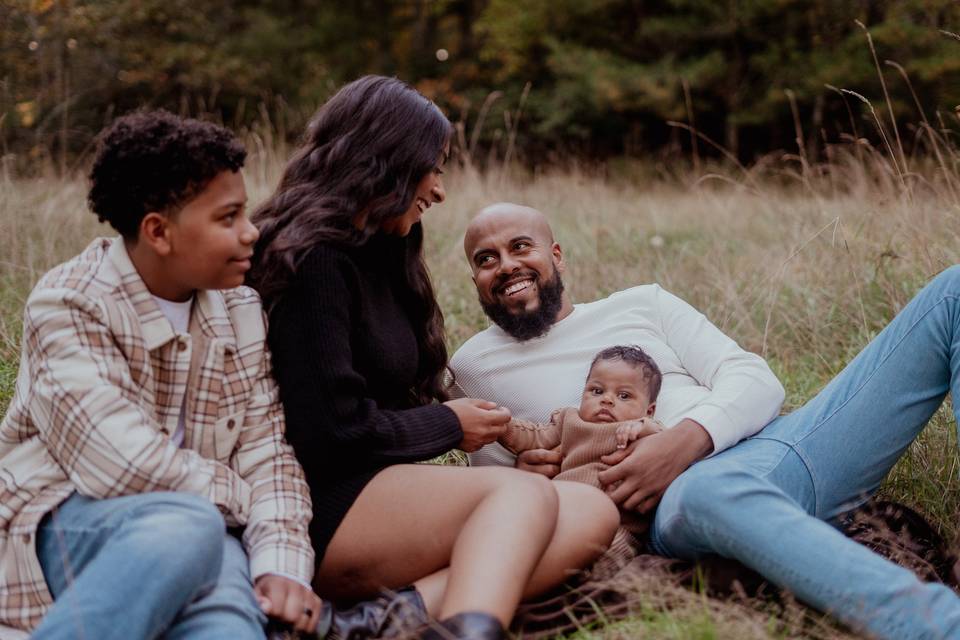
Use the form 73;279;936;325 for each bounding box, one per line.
193;288;239;355
106;237;237;354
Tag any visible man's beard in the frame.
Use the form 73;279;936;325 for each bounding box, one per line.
480;268;565;342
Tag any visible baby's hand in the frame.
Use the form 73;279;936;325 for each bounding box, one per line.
615;418;664;449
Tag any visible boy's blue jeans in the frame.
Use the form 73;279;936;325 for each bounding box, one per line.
32;491;268;640
651;265;960;639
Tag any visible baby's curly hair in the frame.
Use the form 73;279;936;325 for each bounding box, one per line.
589;345;663;401
87;110;246;239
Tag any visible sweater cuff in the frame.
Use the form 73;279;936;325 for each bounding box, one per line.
416;403;464;456
678;405;737;456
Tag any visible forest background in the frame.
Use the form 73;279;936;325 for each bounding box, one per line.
3;0;960;171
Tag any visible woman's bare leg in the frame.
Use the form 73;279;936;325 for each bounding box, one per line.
316;465;559;625
520;480;619;595
413;480;620;614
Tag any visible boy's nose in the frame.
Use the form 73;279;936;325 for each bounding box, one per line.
241;217;260;244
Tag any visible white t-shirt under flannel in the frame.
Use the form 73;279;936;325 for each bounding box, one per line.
152;295;193;447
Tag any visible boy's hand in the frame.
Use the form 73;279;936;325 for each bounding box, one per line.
254;574;323;633
615;417;664;449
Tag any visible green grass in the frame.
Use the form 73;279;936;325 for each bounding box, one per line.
0;357;16;417
2;147;959;638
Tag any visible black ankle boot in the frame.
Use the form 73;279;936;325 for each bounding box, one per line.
266;586;428;640
320;586;428;639
418;612;506;640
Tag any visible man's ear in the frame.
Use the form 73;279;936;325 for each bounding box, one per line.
552;242;565;273
139;212;173;256
646;401;656;417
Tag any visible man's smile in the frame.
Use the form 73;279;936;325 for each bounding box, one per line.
501;277;535;297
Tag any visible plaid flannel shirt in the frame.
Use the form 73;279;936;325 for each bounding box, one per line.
0;237;314;630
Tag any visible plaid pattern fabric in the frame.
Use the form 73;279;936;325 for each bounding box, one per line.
0;237;314;630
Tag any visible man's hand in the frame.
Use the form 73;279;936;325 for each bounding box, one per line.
515;447;563;478
598;419;713;514
254;574;323;633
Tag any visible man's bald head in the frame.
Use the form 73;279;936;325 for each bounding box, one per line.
463;202;554;260
462;202;573;341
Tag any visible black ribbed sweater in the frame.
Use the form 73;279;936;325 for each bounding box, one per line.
266;235;463;565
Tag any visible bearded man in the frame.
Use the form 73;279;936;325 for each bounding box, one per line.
448;202;960;640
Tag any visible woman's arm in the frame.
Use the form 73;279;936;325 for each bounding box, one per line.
268;247;463;468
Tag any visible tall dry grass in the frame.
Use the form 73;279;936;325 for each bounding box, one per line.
1;141;958;638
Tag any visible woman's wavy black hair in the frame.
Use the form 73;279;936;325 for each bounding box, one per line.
248;75;453;405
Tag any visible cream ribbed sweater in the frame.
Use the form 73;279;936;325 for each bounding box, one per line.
451;284;785;468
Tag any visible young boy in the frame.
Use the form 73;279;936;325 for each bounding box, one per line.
0;111;318;639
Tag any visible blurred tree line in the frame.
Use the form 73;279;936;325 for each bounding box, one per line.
2;0;959;170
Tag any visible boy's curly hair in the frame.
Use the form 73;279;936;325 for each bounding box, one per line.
589;345;663;401
87;110;246;239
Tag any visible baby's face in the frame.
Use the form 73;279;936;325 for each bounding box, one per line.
579;359;655;423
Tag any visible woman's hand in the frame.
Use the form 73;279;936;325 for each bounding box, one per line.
444;398;511;452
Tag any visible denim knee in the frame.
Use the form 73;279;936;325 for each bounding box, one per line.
210;537;265;623
931;264;960;295
167;535;266;638
125;493;226;586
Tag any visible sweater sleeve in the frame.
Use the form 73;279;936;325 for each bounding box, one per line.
498;412;562;454
269;248;463;468
655;286;785;454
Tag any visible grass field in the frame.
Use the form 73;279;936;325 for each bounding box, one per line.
2;145;959;638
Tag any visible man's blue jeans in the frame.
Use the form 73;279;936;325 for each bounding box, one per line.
651;265;960;639
32;491;268;640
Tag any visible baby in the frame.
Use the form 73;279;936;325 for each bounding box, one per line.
498;345;663;574
498;344;665;487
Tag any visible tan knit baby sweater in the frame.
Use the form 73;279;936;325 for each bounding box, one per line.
498;407;663;575
499;406;661;491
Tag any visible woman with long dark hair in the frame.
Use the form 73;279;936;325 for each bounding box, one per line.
249;76;619;639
